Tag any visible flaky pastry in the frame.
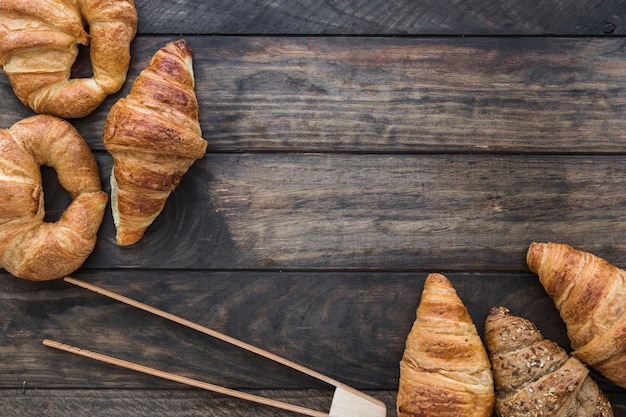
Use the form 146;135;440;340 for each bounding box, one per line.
0;115;107;280
0;0;137;118
103;39;207;246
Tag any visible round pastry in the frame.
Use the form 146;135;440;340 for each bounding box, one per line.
0;0;137;118
0;115;108;280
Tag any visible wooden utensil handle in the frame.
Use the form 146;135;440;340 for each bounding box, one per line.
61;277;386;415
42;339;329;417
63;277;343;387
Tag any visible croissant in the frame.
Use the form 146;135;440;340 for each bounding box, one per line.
0;115;107;280
0;0;137;118
103;39;207;246
484;306;613;416
527;242;626;390
397;273;495;417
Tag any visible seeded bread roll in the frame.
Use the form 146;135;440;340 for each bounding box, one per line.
484;307;612;417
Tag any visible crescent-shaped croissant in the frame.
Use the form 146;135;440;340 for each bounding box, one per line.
397;273;495;417
0;0;137;118
484;306;612;417
103;39;207;246
527;242;626;390
0;115;107;280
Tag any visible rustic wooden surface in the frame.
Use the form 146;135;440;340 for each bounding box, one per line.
2;1;626;416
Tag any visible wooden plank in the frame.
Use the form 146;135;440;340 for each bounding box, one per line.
134;0;626;36
2;270;625;414
179;36;626;153
189;36;626;154
0;388;624;417
0;389;397;417
1;2;626;414
3;37;626;154
42;153;626;272
0;271;574;391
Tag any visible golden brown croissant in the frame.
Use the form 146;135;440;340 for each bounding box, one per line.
527;242;626;390
484;306;612;417
397;273;495;417
0;0;137;118
0;115;107;280
103;39;207;246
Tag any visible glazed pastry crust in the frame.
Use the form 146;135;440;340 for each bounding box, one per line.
103;39;207;246
0;115;107;280
527;242;626;389
397;273;495;417
0;0;137;118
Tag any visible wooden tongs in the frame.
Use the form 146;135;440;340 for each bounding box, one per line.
43;277;387;417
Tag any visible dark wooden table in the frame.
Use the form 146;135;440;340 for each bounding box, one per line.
2;1;626;416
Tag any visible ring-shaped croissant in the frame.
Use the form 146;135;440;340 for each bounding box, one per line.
0;0;137;118
0;115;107;280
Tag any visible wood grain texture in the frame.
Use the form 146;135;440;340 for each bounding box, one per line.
0;388;623;417
0;391;620;417
1;271;623;415
0;389;396;417
190;36;626;154
55;153;626;272
2;0;626;414
134;0;626;36
5;36;626;154
0;271;570;389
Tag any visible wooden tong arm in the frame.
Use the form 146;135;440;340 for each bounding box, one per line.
60;277;385;416
42;339;328;417
63;277;344;388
